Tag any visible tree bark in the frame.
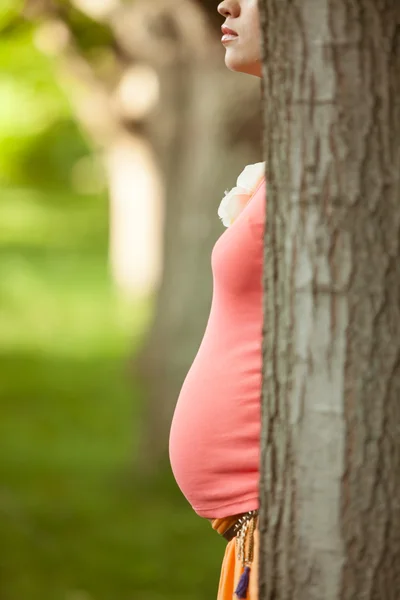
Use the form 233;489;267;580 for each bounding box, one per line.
258;0;400;598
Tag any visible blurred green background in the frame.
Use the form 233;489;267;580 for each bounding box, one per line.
0;4;224;599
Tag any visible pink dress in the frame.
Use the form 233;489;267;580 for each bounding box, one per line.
169;177;266;518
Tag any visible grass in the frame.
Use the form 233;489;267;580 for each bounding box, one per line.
0;186;223;600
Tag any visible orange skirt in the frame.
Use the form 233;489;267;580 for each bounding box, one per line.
211;514;259;600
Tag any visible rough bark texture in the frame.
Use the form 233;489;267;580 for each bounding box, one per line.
258;0;400;598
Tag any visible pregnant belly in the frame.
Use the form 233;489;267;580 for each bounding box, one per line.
169;352;261;516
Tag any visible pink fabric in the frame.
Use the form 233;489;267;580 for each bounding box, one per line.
169;177;266;518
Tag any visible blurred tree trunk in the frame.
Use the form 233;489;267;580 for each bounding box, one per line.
136;51;262;471
26;1;165;298
259;0;400;598
105;135;163;295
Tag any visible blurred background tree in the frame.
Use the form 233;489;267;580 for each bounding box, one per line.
0;0;263;598
18;0;263;469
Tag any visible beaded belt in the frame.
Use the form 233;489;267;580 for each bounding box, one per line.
217;509;259;599
221;509;258;541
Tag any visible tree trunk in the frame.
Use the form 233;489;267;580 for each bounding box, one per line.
259;0;400;598
106;134;163;296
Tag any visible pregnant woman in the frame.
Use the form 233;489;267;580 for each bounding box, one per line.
169;2;265;598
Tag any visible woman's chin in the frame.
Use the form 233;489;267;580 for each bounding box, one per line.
224;53;241;72
225;57;261;78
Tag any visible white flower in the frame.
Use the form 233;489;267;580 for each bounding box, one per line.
217;186;249;227
236;162;265;193
218;161;265;227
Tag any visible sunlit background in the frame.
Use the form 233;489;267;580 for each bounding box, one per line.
0;1;262;598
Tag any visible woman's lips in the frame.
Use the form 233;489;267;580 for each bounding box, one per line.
221;25;238;44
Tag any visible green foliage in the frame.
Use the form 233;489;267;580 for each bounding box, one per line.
58;2;115;55
4;119;91;188
0;0;24;32
0;14;223;600
0;25;81;188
